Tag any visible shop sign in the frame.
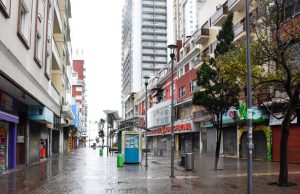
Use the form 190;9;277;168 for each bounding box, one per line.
147;123;192;136
28;106;54;124
0;91;14;113
269;113;297;126
238;101;269;124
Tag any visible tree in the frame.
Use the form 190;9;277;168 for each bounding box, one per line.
97;119;105;148
219;0;300;185
193;12;240;170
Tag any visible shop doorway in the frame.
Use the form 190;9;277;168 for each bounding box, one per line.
40;139;48;159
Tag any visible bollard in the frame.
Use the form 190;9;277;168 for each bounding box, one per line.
99;148;103;156
117;154;123;167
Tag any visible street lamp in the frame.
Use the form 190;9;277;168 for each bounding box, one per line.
89;120;91;147
143;75;150;168
167;44;177;178
245;0;253;193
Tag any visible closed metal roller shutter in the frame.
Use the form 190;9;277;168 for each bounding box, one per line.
207;128;216;155
241;130;267;160
223;126;237;156
29;121;41;164
272;125;300;163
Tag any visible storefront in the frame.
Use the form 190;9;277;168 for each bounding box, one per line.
40;127;49;159
238;107;270;160
147;122;199;154
0;91;18;170
270;113;300;163
28;106;54;164
222;109;238;156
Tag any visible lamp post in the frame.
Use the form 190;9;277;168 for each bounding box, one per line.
167;44;177;178
89;120;91;148
143;75;150;168
245;0;253;193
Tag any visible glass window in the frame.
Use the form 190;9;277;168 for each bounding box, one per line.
0;121;9;170
180;86;186;97
0;0;11;17
19;1;30;40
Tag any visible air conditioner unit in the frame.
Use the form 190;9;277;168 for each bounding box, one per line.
216;4;222;10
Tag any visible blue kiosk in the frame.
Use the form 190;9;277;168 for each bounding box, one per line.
121;131;142;164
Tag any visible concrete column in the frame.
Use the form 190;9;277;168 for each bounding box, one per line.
59;129;63;154
199;126;202;154
8;123;17;169
49;128;52;157
25;122;30;165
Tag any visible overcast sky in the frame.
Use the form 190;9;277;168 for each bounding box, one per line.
70;0;125;136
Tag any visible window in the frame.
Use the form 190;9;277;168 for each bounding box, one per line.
35;32;42;65
75;95;82;100
179;86;186;97
190;80;197;92
0;0;11;17
18;0;31;48
45;2;53;79
179;67;184;77
184;64;189;73
162;90;166;100
76;87;82;92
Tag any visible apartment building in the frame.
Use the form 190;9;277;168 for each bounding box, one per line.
0;0;73;170
71;49;88;149
121;0;173;119
173;0;201;43
193;0;300;161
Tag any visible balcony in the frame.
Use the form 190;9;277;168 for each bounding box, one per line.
53;0;62;33
52;38;62;71
143;1;154;6
48;84;60;105
211;5;228;27
73;80;83;85
233;21;246;41
177;45;200;68
194;28;210;45
62;103;75;120
228;0;244;12
193;110;211;123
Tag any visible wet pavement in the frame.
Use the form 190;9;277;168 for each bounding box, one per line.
0;148;300;194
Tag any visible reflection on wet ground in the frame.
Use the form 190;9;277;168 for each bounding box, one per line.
0;148;300;193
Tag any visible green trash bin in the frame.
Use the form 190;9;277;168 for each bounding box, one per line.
117;154;123;167
99;148;103;156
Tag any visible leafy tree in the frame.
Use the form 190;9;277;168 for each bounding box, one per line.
218;0;300;185
193;12;240;170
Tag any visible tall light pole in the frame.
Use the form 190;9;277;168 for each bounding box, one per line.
167;44;177;178
89;120;91;147
143;75;150;168
245;0;253;193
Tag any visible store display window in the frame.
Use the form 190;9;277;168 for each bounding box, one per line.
0;121;9;171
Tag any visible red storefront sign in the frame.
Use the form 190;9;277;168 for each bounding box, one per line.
147;123;192;136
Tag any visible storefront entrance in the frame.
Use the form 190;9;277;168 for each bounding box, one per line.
241;130;267;160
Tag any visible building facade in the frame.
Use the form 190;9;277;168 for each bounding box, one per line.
71;49;88;149
0;0;74;170
121;0;172;119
